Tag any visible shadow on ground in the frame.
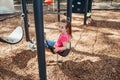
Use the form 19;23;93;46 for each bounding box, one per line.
12;50;37;69
58;48;120;80
0;66;32;80
0;50;36;79
90;19;120;30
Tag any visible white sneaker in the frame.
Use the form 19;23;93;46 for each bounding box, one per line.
32;38;36;44
28;41;36;51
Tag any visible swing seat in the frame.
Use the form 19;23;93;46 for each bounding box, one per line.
57;48;71;57
57;42;71;57
0;26;23;44
47;42;71;57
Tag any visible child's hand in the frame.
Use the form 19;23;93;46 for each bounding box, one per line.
54;48;59;52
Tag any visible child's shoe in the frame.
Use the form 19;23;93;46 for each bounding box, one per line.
28;41;36;51
32;38;37;48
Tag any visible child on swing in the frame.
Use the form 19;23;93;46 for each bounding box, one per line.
45;19;72;53
28;19;72;53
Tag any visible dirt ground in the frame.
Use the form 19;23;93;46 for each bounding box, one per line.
0;10;120;80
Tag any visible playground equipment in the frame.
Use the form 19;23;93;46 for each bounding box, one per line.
44;0;53;5
72;0;92;13
58;42;71;57
0;0;30;44
72;0;92;25
44;0;55;12
44;0;92;24
0;0;15;14
0;14;24;44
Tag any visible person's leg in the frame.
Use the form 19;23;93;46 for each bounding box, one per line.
28;41;36;51
45;40;56;53
28;39;55;51
44;40;55;47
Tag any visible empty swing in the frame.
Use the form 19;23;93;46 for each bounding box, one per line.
0;14;24;44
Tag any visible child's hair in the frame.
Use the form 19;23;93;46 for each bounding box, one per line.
61;19;72;37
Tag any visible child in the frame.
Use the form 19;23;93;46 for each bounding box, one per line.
28;19;72;53
45;19;72;53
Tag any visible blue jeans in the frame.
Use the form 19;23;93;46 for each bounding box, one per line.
44;40;56;48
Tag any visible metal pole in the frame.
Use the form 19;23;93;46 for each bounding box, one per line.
33;0;47;80
89;0;93;18
84;0;89;25
21;0;30;41
67;0;73;22
57;0;60;22
53;0;55;12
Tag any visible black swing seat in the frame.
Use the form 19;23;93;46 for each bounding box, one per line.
0;26;23;44
57;48;71;57
47;42;71;57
